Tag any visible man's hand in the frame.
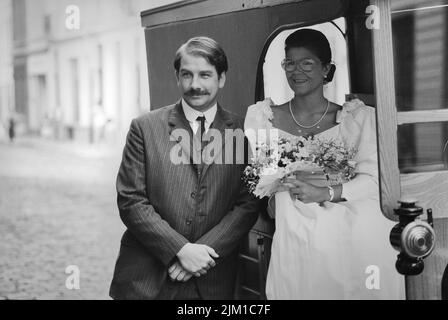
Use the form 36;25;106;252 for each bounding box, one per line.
168;261;194;282
176;243;219;276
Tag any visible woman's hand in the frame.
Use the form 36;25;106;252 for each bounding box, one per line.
283;177;330;204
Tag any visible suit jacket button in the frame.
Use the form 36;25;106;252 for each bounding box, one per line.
191;192;196;199
186;219;192;225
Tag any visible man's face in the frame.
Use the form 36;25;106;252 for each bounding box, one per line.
176;53;226;112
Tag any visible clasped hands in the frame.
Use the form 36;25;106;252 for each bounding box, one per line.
168;243;219;282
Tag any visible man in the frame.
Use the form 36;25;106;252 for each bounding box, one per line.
8;117;15;143
109;37;260;300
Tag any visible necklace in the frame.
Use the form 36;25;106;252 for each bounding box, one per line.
289;99;330;133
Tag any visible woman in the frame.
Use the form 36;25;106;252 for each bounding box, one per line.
244;29;405;299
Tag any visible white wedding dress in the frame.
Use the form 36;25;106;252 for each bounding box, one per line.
244;99;405;300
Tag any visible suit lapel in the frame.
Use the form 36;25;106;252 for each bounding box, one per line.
168;101;237;176
168;101;195;165
201;104;235;177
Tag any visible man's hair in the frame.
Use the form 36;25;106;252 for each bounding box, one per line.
174;36;228;76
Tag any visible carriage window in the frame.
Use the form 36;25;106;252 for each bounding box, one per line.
391;3;448;112
391;3;448;173
262;18;349;106
398;122;448;173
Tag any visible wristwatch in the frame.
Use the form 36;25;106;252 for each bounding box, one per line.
327;186;335;202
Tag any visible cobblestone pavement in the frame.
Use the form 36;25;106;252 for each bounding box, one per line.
0;137;126;300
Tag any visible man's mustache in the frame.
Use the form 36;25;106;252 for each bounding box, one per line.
185;89;209;96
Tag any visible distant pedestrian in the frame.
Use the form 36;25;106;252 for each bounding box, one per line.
8;117;16;143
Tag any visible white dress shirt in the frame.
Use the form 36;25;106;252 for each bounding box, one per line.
181;99;217;135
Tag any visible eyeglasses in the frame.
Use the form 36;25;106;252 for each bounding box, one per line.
281;58;318;72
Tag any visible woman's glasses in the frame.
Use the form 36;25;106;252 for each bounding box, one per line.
281;58;318;72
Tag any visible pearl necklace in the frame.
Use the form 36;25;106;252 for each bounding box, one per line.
289;99;330;133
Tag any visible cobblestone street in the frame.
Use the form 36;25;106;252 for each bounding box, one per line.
0;138;126;300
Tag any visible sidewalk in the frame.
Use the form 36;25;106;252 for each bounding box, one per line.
0;136;125;300
3;136;124;159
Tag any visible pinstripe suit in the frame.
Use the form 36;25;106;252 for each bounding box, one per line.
109;101;260;300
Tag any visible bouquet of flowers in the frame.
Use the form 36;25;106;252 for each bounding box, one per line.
243;135;357;198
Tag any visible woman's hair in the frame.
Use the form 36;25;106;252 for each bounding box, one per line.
174;36;228;77
285;29;336;83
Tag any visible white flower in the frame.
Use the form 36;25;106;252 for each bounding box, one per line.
261;165;280;176
296;148;310;159
284;142;292;153
348;160;357;168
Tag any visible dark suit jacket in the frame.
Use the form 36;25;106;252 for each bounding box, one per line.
109;101;260;300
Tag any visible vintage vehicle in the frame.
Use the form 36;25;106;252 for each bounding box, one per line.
140;0;448;299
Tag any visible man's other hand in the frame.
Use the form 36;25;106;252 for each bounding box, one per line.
176;243;219;275
168;261;194;282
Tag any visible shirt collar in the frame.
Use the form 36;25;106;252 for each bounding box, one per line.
181;99;217;125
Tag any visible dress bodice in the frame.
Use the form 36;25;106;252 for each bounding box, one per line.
244;97;372;145
244;98;379;201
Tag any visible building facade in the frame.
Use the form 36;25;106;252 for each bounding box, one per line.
11;0;170;143
0;0;14;141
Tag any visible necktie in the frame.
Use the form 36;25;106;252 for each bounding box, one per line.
194;116;206;172
196;116;206;150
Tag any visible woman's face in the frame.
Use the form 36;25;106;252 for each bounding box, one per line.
284;47;330;97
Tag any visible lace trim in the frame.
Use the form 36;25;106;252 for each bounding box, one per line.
336;98;366;124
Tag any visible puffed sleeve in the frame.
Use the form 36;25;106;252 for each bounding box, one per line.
244;98;274;156
340;102;380;201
